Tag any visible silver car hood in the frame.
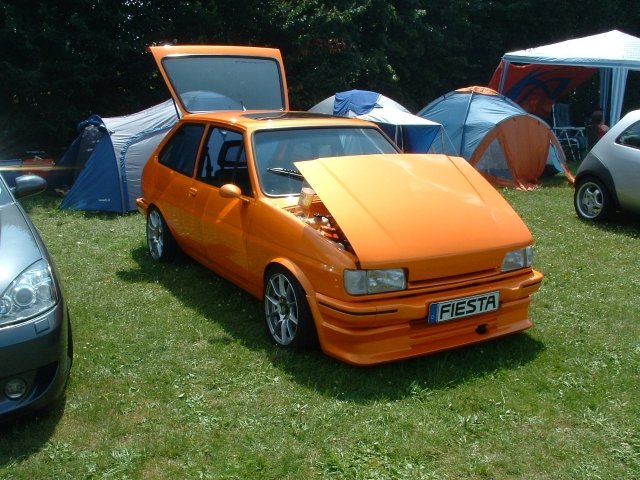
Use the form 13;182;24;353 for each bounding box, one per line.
0;203;43;292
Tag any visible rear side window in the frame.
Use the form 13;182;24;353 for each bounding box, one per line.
616;120;640;149
159;123;205;176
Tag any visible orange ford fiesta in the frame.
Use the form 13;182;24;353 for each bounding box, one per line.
137;45;543;365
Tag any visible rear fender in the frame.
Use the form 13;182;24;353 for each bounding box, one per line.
576;154;620;207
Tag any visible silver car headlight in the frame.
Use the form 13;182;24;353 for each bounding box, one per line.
501;246;534;272
0;259;58;326
344;269;406;295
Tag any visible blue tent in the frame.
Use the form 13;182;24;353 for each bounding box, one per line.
309;90;448;153
58;100;178;213
418;87;572;189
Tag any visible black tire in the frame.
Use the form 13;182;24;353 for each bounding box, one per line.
574;177;613;222
146;208;178;262
263;265;318;351
67;319;74;368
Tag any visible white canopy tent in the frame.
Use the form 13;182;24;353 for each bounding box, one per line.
496;30;640;126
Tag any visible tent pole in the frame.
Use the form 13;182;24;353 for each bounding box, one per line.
459;92;474;156
498;60;510;94
610;68;629;126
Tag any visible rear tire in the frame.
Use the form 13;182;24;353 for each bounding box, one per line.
263;266;318;351
574;177;612;222
146;208;177;261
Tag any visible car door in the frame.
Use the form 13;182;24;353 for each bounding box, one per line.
611;120;640;210
193;125;255;285
154;122;207;255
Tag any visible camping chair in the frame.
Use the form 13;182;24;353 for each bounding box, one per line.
552;103;586;161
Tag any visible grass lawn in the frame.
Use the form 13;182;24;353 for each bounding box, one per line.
1;176;639;479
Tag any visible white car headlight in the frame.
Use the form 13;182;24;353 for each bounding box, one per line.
501;246;534;272
344;269;406;295
0;259;58;326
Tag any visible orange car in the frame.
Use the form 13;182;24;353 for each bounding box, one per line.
137;46;543;365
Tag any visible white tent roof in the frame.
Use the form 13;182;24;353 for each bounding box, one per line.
309;92;440;127
309;91;448;153
497;30;640;125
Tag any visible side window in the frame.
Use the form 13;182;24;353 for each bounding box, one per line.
616;121;640;149
158;123;205;176
197;128;252;196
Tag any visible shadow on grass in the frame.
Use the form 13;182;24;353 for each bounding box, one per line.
277;334;545;403
15;191;61;213
539;172;575;189
577;210;640;238
119;246;546;403
0;395;67;466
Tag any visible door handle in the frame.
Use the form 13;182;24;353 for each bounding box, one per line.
188;187;198;197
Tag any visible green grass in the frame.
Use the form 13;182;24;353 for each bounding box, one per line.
1;178;639;479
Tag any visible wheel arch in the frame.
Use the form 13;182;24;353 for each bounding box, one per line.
575;155;620;209
263;258;317;299
146;203;180;238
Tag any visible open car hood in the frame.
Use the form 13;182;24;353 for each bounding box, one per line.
295;154;533;278
149;45;289;116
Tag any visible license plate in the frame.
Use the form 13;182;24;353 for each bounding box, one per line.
428;291;500;324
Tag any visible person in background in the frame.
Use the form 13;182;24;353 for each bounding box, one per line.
586;109;609;149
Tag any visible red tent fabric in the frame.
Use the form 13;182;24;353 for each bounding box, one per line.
488;61;596;118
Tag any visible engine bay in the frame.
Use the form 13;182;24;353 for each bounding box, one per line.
289;188;352;252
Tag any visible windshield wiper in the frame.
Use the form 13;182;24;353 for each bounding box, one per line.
266;167;303;180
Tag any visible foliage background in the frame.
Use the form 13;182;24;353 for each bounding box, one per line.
1;0;640;157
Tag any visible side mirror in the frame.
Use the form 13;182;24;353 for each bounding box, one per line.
219;183;249;203
12;174;47;199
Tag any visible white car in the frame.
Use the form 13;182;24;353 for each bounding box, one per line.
574;110;640;221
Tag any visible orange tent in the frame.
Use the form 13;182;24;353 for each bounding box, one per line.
418;86;574;190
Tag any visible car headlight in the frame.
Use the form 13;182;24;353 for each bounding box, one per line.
501;246;534;272
344;269;406;295
0;259;58;326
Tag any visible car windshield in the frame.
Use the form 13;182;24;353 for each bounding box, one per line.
0;174;12;206
253;126;398;196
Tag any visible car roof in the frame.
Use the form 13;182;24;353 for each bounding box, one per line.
618;109;640;125
178;110;378;132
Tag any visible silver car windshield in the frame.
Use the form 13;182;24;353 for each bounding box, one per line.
253;127;398;196
161;56;286;113
0;174;12;206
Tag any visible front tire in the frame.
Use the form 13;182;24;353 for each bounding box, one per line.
574;177;613;222
146;208;177;262
264;266;318;351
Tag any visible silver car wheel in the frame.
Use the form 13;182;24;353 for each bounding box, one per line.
577;182;603;218
265;272;299;346
575;177;612;222
147;209;165;260
146;208;177;261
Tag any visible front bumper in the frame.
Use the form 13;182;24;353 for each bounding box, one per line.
309;269;543;366
0;299;71;419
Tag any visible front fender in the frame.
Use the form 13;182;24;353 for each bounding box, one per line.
263;258;318;299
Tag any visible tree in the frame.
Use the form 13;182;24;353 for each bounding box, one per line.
1;0;639;157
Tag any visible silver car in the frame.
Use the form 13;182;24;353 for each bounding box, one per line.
575;110;640;221
0;174;72;420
